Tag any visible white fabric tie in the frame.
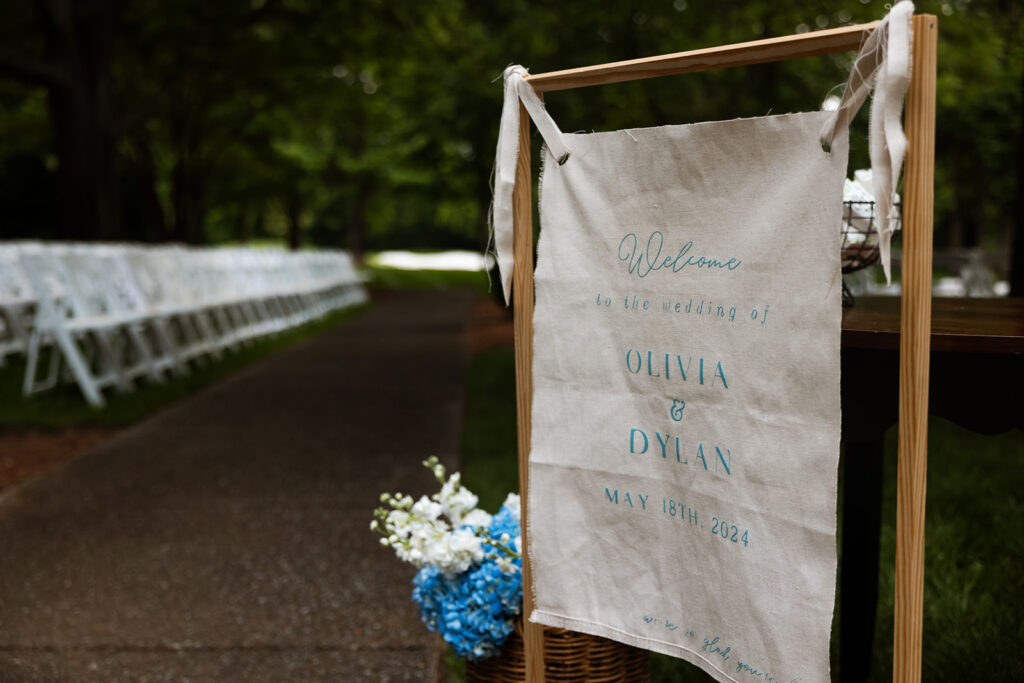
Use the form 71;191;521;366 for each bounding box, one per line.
491;65;570;306
821;1;914;284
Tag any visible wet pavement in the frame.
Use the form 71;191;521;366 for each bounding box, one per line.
0;289;476;682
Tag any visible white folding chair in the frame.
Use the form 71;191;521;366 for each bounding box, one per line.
123;245;221;364
0;243;37;365
21;245;125;406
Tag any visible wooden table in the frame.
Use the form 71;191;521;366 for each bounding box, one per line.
843;296;1024;354
839;296;1024;681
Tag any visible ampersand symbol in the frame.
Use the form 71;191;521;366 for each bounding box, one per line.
670;399;685;422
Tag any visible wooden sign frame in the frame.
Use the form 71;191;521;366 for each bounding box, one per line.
510;16;937;683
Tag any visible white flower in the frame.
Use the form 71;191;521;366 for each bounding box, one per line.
424;527;484;576
461;508;493;529
502;493;521;520
496;556;518;575
373;462;521;579
411;495;443;521
513;536;522;554
439;473;479;525
384;510;412;538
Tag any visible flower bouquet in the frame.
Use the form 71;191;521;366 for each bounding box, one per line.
372;456;522;661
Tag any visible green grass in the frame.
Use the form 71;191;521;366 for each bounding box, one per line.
0;305;367;431
444;346;520;683
459;347;520;513
457;348;1024;681
362;265;491;296
869;418;1024;681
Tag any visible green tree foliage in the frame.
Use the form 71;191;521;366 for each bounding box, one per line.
0;0;1019;274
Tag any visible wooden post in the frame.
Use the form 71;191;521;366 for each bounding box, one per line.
893;14;937;683
512;102;546;682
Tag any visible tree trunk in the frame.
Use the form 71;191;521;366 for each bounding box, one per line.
253;207;266;241
168;96;210;244
1010;77;1024;296
286;194;302;251
170;144;206;244
235;207;250;244
126;136;167;242
171;158;191;242
347;186;366;265
39;0;121;241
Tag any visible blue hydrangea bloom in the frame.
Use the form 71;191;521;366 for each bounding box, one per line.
489;504;520;545
411;501;522;660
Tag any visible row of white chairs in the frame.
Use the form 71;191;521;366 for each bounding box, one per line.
0;242;367;407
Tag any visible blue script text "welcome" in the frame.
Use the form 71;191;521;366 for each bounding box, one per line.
618;231;742;278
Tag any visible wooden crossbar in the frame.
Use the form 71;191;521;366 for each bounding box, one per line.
525;21;879;92
512;17;936;683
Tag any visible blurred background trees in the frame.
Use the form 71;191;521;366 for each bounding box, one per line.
0;0;1019;281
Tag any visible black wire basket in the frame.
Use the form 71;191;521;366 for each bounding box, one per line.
841;199;902;306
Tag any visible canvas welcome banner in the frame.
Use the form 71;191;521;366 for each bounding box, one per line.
527;112;848;683
487;7;914;681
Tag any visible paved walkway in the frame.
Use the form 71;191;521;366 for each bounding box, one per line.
0;289;478;682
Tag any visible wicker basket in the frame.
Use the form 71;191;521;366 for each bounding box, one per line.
466;621;649;682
